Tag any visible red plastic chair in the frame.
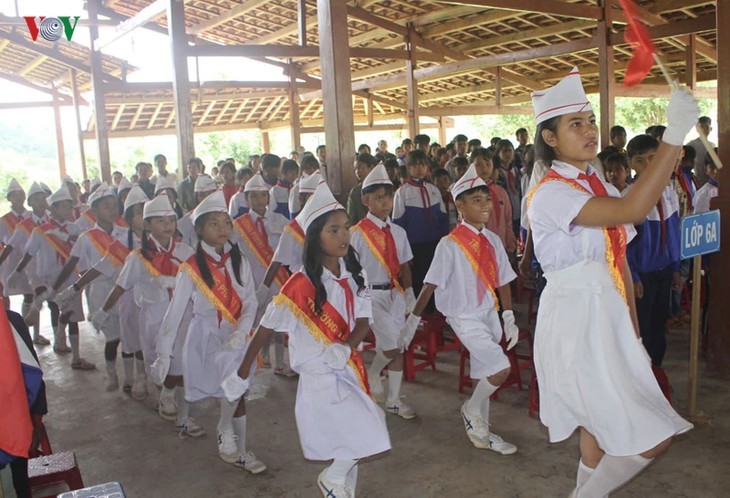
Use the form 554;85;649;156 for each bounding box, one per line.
28;451;85;498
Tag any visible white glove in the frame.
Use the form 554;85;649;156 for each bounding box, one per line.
322;343;351;370
31;288;53;314
223;329;248;351
255;284;271;307
663;88;702;146
502;310;519;351
152;275;176;289
399;313;421;350
55;285;78;309
404;287;416;315
150;356;171;386
221;371;250;403
91;308;110;332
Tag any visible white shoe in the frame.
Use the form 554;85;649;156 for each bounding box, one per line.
105;373;119;392
460;401;490;447
234;451;267;474
317;470;353;498
217;430;239;463
386;398;417;419
176;417;205;438
274;366;298;377
486;432;517;455
132;377;148;400
158;391;177;421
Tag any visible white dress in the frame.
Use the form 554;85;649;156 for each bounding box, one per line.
1;212;41;297
528;160;692;456
259;260;391;461
272;219;305;273
157;241;257;402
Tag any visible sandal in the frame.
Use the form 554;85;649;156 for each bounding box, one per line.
71;359;96;370
33;336;51;346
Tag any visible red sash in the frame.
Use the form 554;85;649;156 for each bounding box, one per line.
352;217;403;292
180;254;243;325
37;222;72;262
16;217;39;237
449;224;499;309
234;214;289;287
1;211;22;233
82;210;96;225
87;229;130;267
115;216;129;228
284;219;305;246
273;273;371;395
528;168;628;301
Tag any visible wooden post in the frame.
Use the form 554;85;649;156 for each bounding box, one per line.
317;0;356;195
168;0;195;178
366;96;374;128
686;34;697;89
405;23;419;139
597;0;615;149
262;131;271;153
51;84;67;180
495;66;502;108
298;0;308;46
438;116;447;146
70;69;87;180
288;63;301;152
687;254;709;422
87;0;111;183
708;0;730;377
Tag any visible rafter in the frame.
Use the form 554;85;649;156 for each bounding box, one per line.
433;0;602;20
189;0;270;35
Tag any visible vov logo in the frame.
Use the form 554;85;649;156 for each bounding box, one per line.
23;16;80;42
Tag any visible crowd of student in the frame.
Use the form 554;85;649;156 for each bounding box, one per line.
0;67;714;497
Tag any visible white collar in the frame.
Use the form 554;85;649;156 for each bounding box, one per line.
31;212;45;223
365;211;390;228
321;258;350;281
249;209;266;222
150;234;174;252
201;240;231;261
551;160;596;179
459;220;486;235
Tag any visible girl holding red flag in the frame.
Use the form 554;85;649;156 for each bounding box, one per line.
526;68;699;496
150;190;266;474
222;182;390;498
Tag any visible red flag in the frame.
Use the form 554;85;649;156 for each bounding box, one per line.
0;306;32;459
620;0;657;87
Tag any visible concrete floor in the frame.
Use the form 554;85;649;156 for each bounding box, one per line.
17;296;730;498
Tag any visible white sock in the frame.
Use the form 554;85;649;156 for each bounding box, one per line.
68;332;80;361
32;325;41;341
232;415;247;455
387;370;403;405
161;386;175;402
325;459;357;486
55;323;67;346
174;386;190;424
577;459;595;488
122;356;134;385
135;358;146;380
466;378;499;422
368;350;391;393
218;398;238;434
274;333;285;369
105;359;117;378
578;455;653;497
345;462;359;494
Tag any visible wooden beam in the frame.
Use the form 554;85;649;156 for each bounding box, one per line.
51;84;67;179
197;101;216;126
95;0;167;50
149;103;164;128
434;0;603;20
318;0;356;195
420;105;532;116
289;69;301;150
262;131;271;153
187;44;442;61
598;0;614;149
214;100;232;125
88;0;112;183
104;90;287;105
608;14;716;46
111;104;126;129
70;69;87;179
298;0;308;46
686;34;697;89
366;96;374;127
103;80;319;93
18;55;47;77
230;99;249;123
129;104;145;129
189;0;269;34
0;100;72;110
168;0;195;174
612;84;716;99
405;24;419;138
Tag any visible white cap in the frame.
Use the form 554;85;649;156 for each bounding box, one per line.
117;178;133;192
143;194;176;219
192;190;228;224
295;182;344;232
88;182;116;207
531;67;592;126
299;172;323;194
362;164;392;191
47;186;73;205
39;182;52;195
90;177;102;190
27;182;45;197
123;185;150;212
154;174;176;194
194;174;218;193
62;175;75;186
7;178;24;194
244;173;270;193
451;164;487;200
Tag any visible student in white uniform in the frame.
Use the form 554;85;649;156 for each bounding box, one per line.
50;183;128;389
229;173;289;371
57;186;150;398
403;164;519;455
350;164;417;419
154;174;184;219
288;154;321;218
0;179;30;309
178;175;218;248
151;191;266;473
0;181;50;344
693;159;719;214
17;187;91;368
525;68;698;497
222;182;390;498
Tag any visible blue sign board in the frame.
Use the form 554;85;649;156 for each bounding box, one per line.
681;210;721;259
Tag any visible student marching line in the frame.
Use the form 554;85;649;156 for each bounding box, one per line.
222;182;390;497
177;175;219;248
525;67;699;497
350;163;417;418
151;190;266;473
402;164;520;455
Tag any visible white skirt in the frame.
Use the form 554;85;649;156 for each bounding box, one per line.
295;365;391;461
89;278;119;342
535;260;692;456
118;291;141;353
0;255;32;296
141;303;189;377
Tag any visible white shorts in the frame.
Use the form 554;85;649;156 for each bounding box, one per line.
369;289;406;352
447;308;509;379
